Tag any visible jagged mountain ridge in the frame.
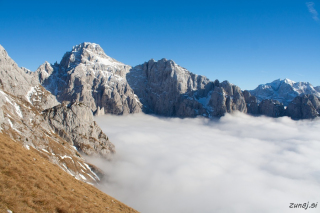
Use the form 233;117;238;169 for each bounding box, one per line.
0;44;117;184
0;45;59;110
31;42;320;119
3;42;320;120
35;42;247;118
250;78;320;106
36;42;142;115
127;58;247;117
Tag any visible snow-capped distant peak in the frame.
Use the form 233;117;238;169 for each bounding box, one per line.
61;42;127;70
283;78;295;85
72;42;103;55
250;78;320;105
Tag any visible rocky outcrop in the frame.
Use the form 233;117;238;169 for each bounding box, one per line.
258;99;285;117
243;90;320;119
243;90;259;115
26;85;60;110
243;90;285;117
43;101;115;158
286;95;320;119
127;59;247;117
127;58;210;116
0;89;102;183
0;45;35;96
35;42;142;115
0;44;59;110
0;44;116;184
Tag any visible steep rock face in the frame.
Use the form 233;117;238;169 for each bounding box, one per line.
43;101;115;158
127;58;210;116
0;45;35;96
243;90;285;117
258;99;285;117
208;82;247;117
250;78;320;106
242;90;259;115
127;59;247;117
36;42;142;115
286;95;320;119
0;44;115;184
0;89;102;184
0;44;59;110
25;85;60;110
34;61;54;83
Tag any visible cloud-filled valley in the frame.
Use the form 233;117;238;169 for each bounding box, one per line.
91;113;320;213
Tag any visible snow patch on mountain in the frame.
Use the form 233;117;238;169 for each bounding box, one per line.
250;78;320;105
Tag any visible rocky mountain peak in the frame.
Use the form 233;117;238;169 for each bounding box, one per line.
283;78;295;85
72;42;105;57
59;42;126;71
145;58;183;73
268;78;295;90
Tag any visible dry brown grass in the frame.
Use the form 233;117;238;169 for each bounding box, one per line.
0;133;139;213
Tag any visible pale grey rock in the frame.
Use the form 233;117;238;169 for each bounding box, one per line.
127;59;247;117
21;67;32;74
0;89;103;183
0;45;34;96
127;58;212;116
0;44;59;110
36;42;142;115
209;86;227;117
34;61;54;83
43;101;115;158
25;84;60;110
286;95;320;119
258;99;285;117
220;81;247;114
0;45;111;183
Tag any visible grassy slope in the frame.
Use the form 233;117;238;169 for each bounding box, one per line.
0;133;138;213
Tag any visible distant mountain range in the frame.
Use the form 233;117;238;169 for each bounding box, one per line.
26;42;319;120
250;78;320;106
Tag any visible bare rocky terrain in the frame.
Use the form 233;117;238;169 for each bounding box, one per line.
31;42;319;120
0;44;115;185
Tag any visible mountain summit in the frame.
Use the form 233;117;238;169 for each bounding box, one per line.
35;42;142;115
60;42;125;69
28;42;320;120
35;42;248;117
250;78;320;105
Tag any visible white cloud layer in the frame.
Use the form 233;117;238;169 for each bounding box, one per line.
307;2;319;21
91;113;320;213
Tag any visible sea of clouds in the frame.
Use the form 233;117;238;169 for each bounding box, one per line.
90;113;320;213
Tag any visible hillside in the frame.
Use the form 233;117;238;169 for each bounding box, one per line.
0;133;138;213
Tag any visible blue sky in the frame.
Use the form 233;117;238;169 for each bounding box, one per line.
0;0;319;90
